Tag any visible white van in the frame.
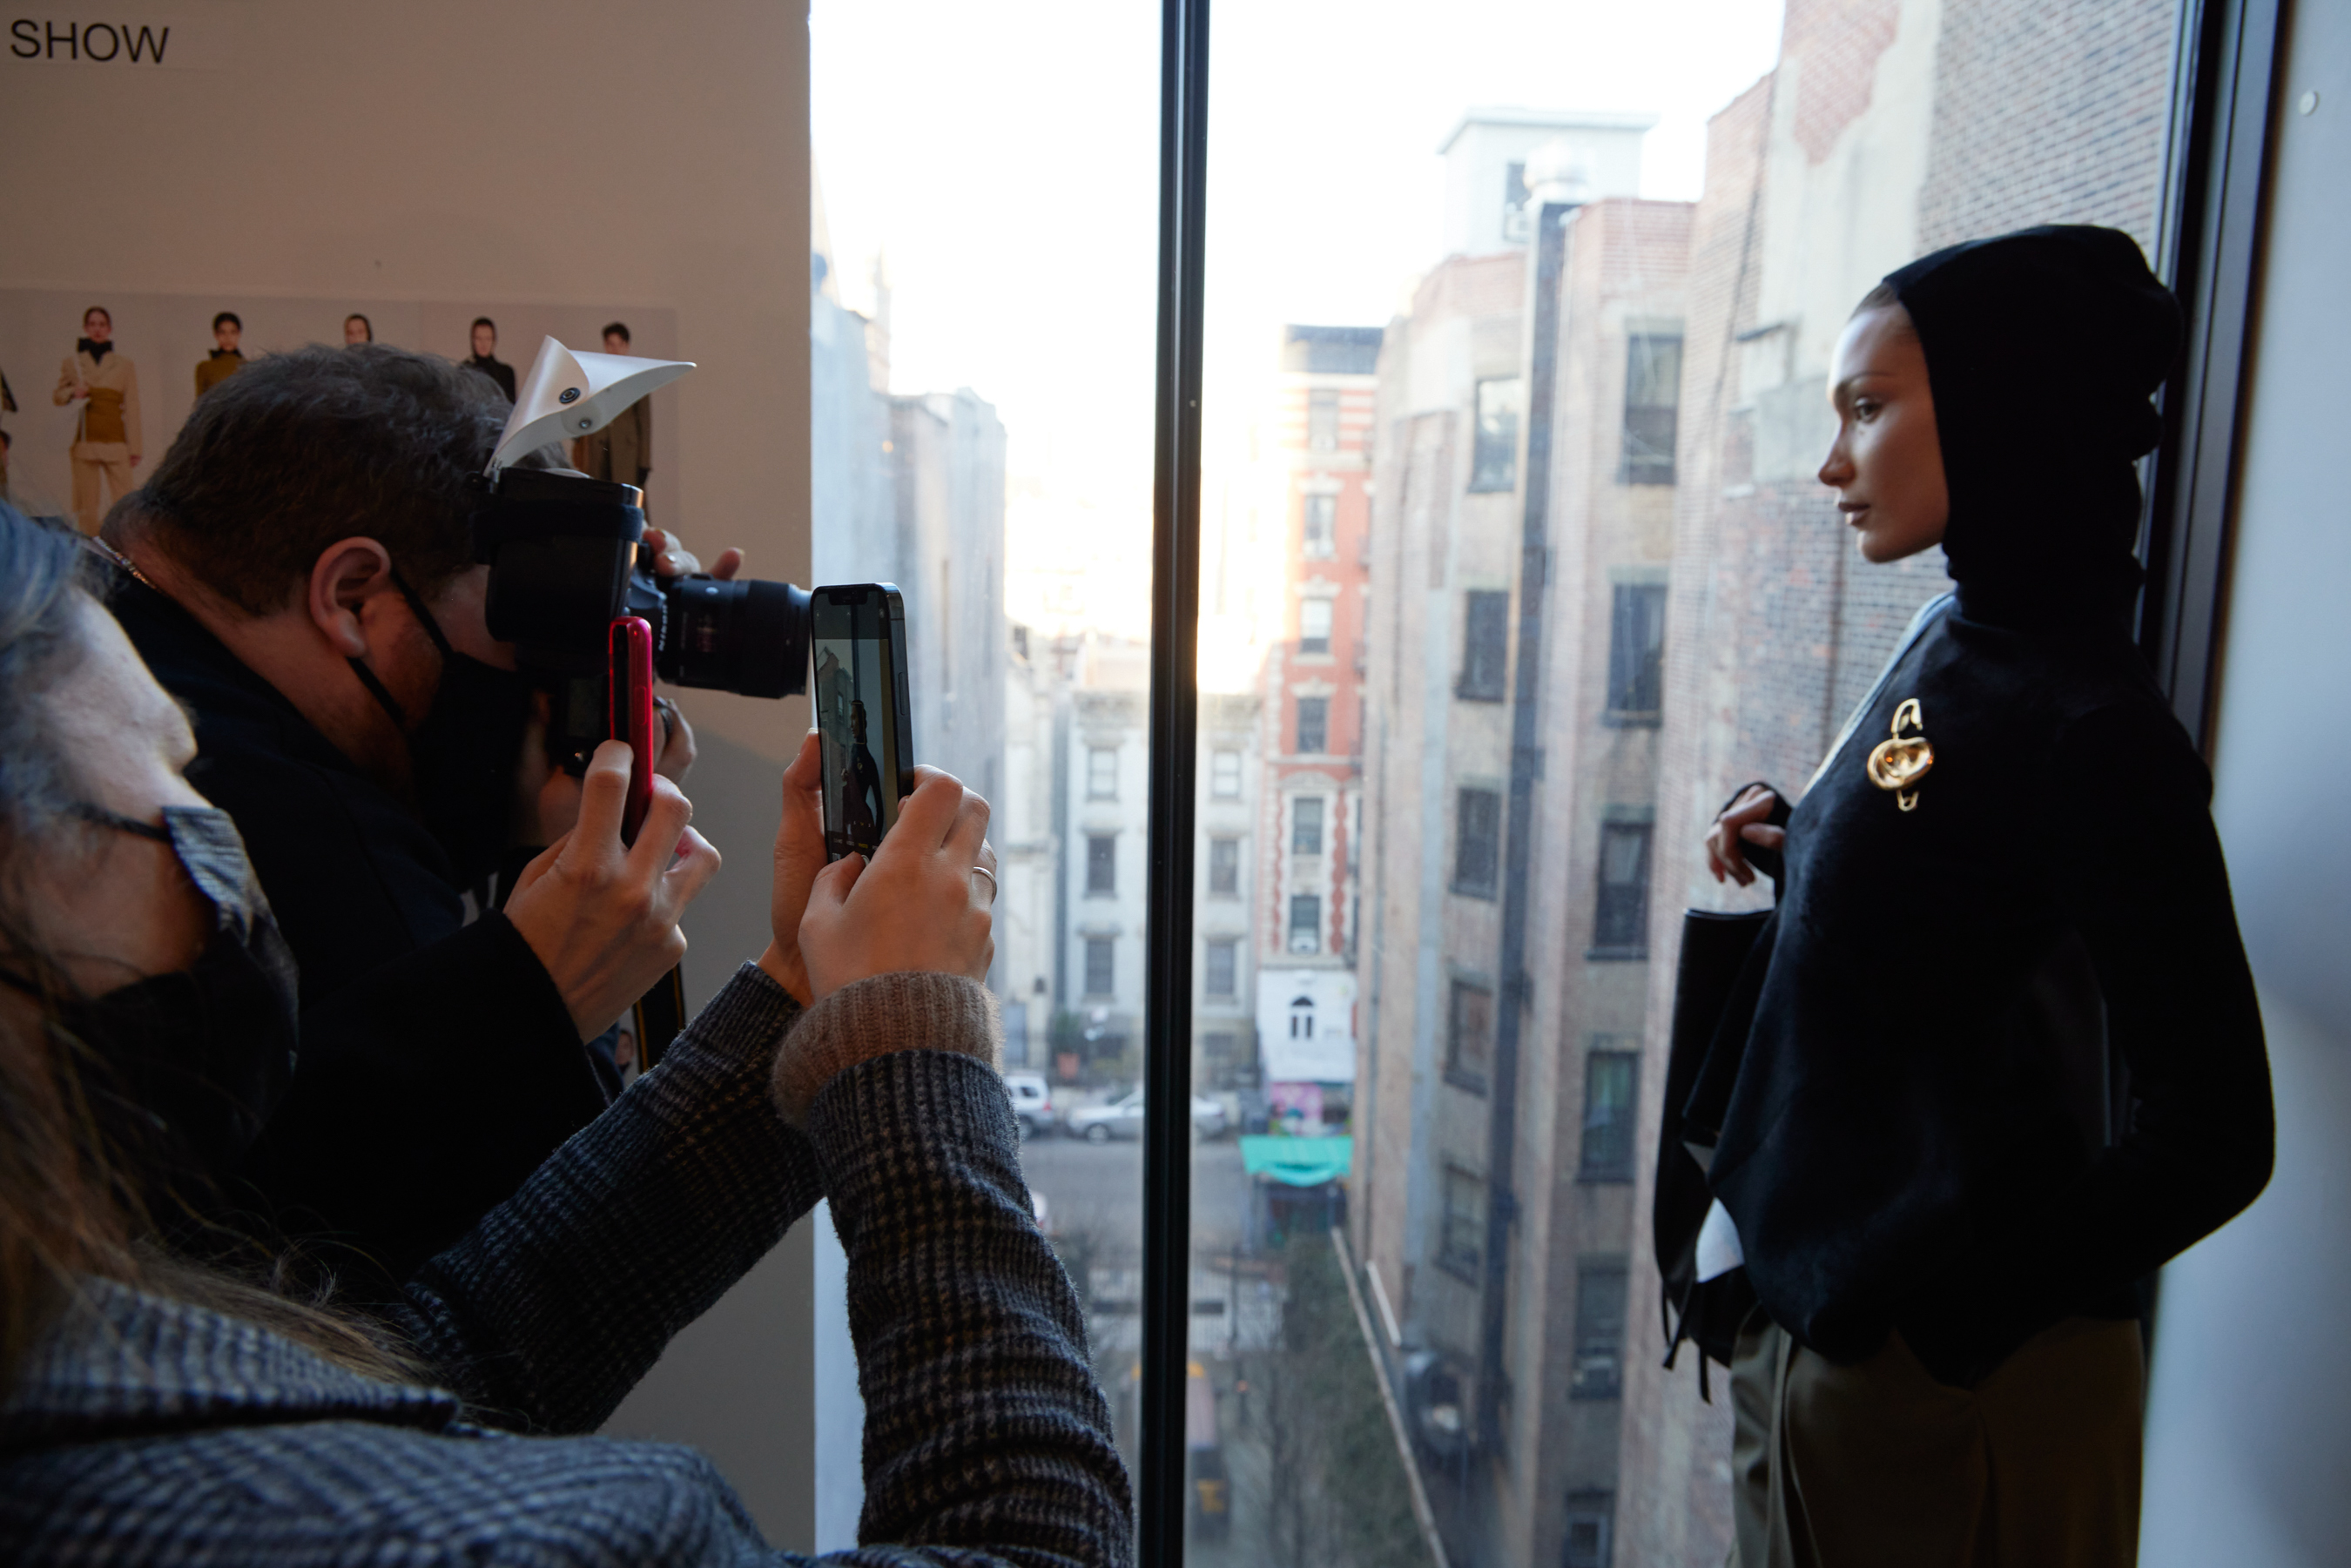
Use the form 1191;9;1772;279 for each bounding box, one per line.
1002;1071;1054;1139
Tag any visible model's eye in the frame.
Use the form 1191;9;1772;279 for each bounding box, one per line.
1852;398;1882;422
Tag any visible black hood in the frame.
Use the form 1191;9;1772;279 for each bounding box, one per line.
1883;225;2181;631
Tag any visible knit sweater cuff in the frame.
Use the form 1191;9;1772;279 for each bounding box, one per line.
769;972;1002;1125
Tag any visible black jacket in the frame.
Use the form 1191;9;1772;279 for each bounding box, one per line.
1703;598;2274;1383
111;576;611;1282
464;353;517;403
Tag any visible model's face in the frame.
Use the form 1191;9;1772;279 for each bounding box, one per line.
344;317;370;345
472;324;496;358
603;333;629;355
214;322;241;352
84;313;111;344
1821;305;1950;564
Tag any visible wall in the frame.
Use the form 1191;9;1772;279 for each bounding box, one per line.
2139;3;2351;1561
1;2;815;1544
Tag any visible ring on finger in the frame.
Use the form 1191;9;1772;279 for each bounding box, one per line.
970;865;999;905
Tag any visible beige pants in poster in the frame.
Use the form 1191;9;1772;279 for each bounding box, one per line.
1730;1312;2143;1568
70;443;134;535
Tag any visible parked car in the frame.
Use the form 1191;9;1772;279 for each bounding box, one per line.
1003;1071;1054;1139
1066;1087;1231;1142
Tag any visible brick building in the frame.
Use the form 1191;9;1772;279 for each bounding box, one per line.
1613;2;2186;1563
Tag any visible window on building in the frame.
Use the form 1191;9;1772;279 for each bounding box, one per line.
1295;696;1329;755
1302;491;1337;557
1571;1260;1629;1399
1563;1493;1616;1568
1307;387;1340;451
1088;745;1119;798
1621;333;1683;485
1469;377;1522;492
1083;938;1114;999
1288;995;1316;1038
1086;833;1116;897
1288;893;1322;955
1503;158;1527;230
1454;786;1501;899
1605;583;1667;722
1204;939;1237;998
1446;979;1493;1090
1438;1165;1485;1280
1208;836;1240;895
1592;821;1652;953
1202;1031;1236;1068
1298;596;1333;656
1458;589;1510;701
1292;796;1324;856
1209;748;1242;798
1579;1048;1640;1181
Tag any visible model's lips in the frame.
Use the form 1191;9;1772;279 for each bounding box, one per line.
1838;501;1870;522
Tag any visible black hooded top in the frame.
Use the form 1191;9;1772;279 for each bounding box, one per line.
1696;227;2274;1384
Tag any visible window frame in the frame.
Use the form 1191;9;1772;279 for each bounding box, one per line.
1468;375;1522;493
1603;580;1667;725
1301;489;1337;557
1290;795;1324;857
1578;1046;1640;1182
1085;832;1117;898
1202;938;1236;999
1297;595;1334;656
1458;588;1510;701
1294;694;1330;756
1589;819;1653;958
1287;892;1323;955
1087;744;1120;799
1452;784;1502;900
1568;1257;1630;1401
1437;1163;1486;1282
1445;977;1494;1094
1206;834;1240;895
1618;332;1683;486
1083;936;1115;999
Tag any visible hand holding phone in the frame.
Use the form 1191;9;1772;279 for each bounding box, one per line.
811;584;915;863
609;616;657;847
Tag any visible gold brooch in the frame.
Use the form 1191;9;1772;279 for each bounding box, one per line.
1866;697;1933;811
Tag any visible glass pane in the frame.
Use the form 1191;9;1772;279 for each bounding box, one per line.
1190;0;2184;1562
809;0;1159;1550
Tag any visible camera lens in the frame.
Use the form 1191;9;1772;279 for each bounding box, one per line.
657;577;810;698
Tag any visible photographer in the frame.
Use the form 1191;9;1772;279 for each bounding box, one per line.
0;504;1130;1564
98;343;736;1280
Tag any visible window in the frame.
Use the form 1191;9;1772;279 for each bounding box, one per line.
1204;939;1237;998
1503;158;1527;230
1469;377;1522;492
1288;995;1316;1038
1459;589;1510;700
1288;894;1322;955
1295;696;1329;755
1563;1493;1616;1568
1592;821;1652;953
1454;786;1501;898
1292;796;1324;856
1083;938;1115;999
1087;745;1119;798
1297;596;1333;656
1620;333;1682;485
1579;1049;1640;1181
1446;979;1493;1090
1605;583;1667;722
1209;748;1242;798
1570;1260;1629;1399
1438;1165;1485;1280
1086;833;1116;897
1307;387;1340;451
1302;492;1337;557
1208;836;1240;895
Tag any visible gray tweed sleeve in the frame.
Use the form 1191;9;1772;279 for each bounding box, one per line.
387;962;821;1434
807;1034;1134;1567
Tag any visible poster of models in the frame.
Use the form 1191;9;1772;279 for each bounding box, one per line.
0;292;684;529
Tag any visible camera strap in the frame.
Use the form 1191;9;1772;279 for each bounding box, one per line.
346;568;457;732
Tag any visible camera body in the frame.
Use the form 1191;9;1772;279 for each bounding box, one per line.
472;464;811;767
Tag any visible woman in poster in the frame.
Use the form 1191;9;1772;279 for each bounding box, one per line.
51;306;142;535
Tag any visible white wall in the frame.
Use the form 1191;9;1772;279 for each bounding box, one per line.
2139;3;2351;1563
2;3;816;1546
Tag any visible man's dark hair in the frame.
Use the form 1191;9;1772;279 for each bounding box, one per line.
345;313;374;341
470;317;496;335
212;312;241;333
116;344;509;616
601;321;631;345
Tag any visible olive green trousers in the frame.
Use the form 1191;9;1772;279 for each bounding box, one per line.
1729;1313;2144;1568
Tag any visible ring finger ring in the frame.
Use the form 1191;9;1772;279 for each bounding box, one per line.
970;865;999;905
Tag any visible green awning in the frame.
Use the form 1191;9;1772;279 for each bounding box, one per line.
1240;1134;1351;1188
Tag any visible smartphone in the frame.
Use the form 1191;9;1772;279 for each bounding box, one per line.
811;583;914;863
609;616;657;847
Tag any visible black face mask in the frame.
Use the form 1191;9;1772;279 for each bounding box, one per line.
346;569;539;886
64;804;301;1181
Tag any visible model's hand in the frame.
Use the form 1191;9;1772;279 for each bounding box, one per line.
797;766;995;1000
756;730;827;1005
644;525;744;585
1706;784;1785;887
506;740;720;1039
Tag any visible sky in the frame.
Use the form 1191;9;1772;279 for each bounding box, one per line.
810;0;1787;634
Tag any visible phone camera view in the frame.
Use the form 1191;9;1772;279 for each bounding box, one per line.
813;589;906;863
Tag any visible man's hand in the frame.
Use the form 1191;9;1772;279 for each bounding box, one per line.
505;739;721;1040
639;527;742;788
1705;784;1786;888
756;730;827;1005
797;767;996;1001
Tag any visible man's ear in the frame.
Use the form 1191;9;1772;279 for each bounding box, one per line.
307;537;396;658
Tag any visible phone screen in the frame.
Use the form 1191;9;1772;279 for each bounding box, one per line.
812;587;908;862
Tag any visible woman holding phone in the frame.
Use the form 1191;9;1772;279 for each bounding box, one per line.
0;502;1125;1565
